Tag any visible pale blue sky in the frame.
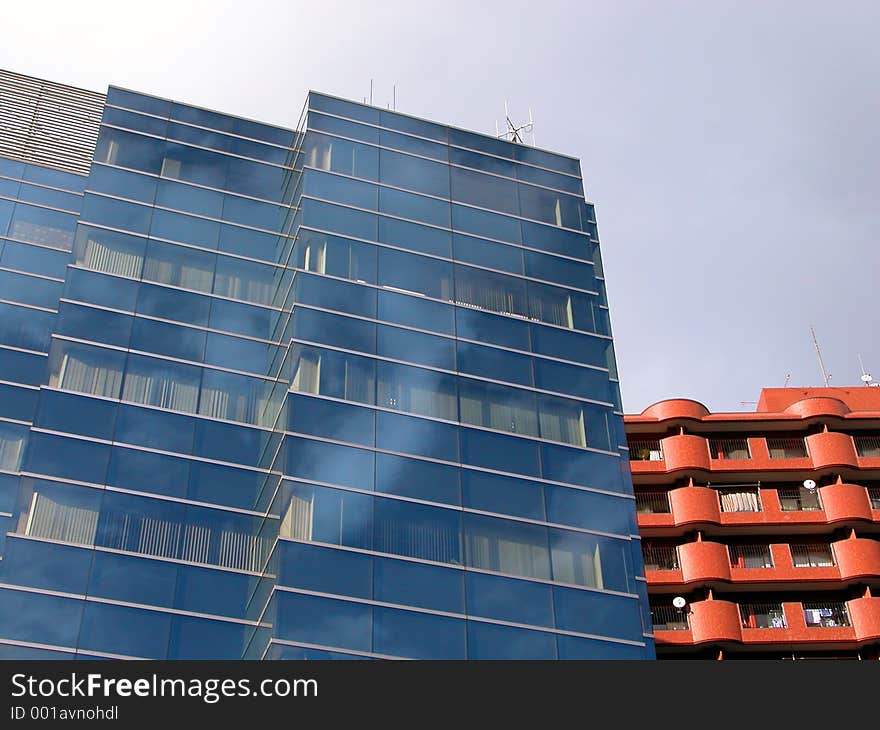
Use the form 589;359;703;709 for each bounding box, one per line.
4;0;877;412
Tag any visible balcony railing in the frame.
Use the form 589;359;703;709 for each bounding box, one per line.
650;605;690;631
635;491;671;514
642;544;680;571
869;487;880;510
767;437;809;459
717;486;762;513
777;486;822;512
740;602;787;629
628;439;663;461
803;601;850;628
708;438;751;460
854;436;880;458
791;543;836;568
729;544;773;569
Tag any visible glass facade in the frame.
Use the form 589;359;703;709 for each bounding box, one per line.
0;75;652;659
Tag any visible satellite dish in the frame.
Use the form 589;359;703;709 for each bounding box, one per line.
672;596;687;610
803;479;817;492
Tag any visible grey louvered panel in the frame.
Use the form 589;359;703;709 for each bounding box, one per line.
0;69;105;175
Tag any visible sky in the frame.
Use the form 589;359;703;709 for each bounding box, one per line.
3;1;877;413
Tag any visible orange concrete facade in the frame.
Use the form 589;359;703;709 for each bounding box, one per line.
627;387;880;659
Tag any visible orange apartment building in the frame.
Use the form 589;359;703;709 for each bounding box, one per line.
626;387;880;659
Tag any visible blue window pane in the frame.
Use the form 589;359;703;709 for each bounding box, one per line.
452;204;521;245
521;220;591;260
0;270;62;308
193;420;267;467
0;158;26;178
540;442;624;492
137;284;211;327
377;324;455;370
188;461;268;511
24;433;110;484
294;229;377;283
530;325;611;368
466;621;557;659
556;634;646;659
175;565;254;618
379;128;447;160
545;485;632;535
451;166;518;215
17;182;81;211
379;187;449;228
9;202;77;249
375;452;460;505
149;209;220;249
78;602;171;658
0;302;54;351
0;538;92;595
380;149;449;198
0;348;46;386
449;128;514;159
378;216;452;257
168;616;247;660
452;233;523;274
553;586;643;641
95;127;165;175
205;332;272;374
34;390;117;441
219;223;279;261
378;290;454;335
308;94;380;125
266;645;369;660
516;163;584;194
278;540;372;599
107;87;172;117
88;551;177;608
294;271;377;318
515;145;581;176
222;195;282;230
102;105;169;136
375;411;459;462
549;528;632;592
0;240;66;279
129;317;206;361
373;557;464;613
373;607;465;659
225;157;285;201
161;142;228;189
288;394;375;447
466;572;554;627
457;341;533;387
302;198;377;241
379;111;447;142
449;146;517;176
0;587;83;647
276;592;372;652
455;307;530;351
0;199;14;236
281;482;373;549
0;383;36;422
208;298;273;339
302;131;379;179
377;247;452;300
114;404;195;454
460;427;540;477
107;447;190;499
89;164;157;203
156;179;224;218
463;512;550;580
534;359;611;402
81;194;152;235
524;249;595;290
284;439;375;490
291;308;375;354
373;497;461;564
461;469;545;521
303;169;377;210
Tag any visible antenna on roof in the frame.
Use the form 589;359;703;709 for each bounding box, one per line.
858;354;878;387
810;326;831;387
783;373;791;388
370;79;373;106
393;85;396;111
496;101;535;145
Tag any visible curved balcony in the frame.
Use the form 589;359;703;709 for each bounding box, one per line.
668;486;721;526
688;600;742;644
819;483;874;523
678;541;731;583
806;432;859;470
783;396;851;419
848;597;880;641
640;399;710;421
660;434;712;472
833;538;880;581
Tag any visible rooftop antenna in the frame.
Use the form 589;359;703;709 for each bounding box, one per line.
496;101;535;145
393;85;396;111
858;354;878;387
783;373;791;388
810;326;831;387
370;79;373;106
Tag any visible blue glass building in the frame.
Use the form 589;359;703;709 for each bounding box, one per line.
0;69;654;659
